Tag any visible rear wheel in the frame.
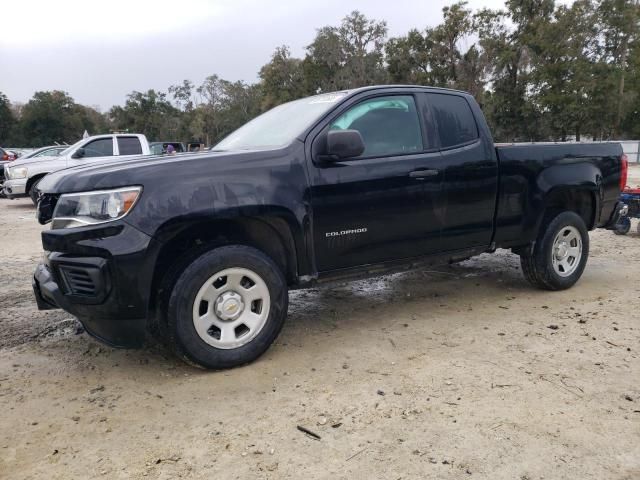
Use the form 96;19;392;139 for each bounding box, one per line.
166;245;288;369
520;211;589;291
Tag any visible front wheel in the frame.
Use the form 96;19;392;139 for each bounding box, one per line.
166;245;288;369
28;179;41;205
520;211;589;291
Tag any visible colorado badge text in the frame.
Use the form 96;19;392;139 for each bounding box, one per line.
325;227;368;238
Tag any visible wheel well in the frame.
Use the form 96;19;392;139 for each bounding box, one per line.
26;174;47;193
544;189;596;229
148;217;297;324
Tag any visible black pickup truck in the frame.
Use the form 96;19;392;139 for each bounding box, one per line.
33;85;628;369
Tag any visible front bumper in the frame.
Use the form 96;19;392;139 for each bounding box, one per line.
3;178;27;199
32;221;160;348
604;201;628;230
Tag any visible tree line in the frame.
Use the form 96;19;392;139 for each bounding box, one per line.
1;0;638;148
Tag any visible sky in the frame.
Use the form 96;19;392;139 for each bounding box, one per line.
1;0;507;110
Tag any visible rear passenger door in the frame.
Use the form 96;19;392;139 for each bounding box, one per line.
425;93;498;251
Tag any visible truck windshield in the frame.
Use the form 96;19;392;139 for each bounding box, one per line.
59;138;85;156
214;92;349;151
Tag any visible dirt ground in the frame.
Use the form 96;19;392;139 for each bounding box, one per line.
1;166;639;480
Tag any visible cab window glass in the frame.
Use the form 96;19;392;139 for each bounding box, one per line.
117;137;143;155
329;95;423;157
83;138;114;157
427;94;478;148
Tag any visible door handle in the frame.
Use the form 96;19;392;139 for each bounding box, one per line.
409;169;439;179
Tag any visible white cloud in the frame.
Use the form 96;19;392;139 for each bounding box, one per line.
2;0;225;47
1;0;510;107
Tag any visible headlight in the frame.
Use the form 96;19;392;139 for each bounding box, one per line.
8;167;28;179
51;186;142;229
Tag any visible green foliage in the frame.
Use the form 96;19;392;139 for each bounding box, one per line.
109;90;179;141
4;4;640;146
0;92;16;145
14;91;108;147
304;11;388;92
259;46;306;109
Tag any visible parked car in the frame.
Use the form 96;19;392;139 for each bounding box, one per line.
149;142;186;155
32;85;627;369
3;134;150;204
0;148;10;197
1;147;17;161
19;145;67;160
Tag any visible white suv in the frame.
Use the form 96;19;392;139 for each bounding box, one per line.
3;134;151;204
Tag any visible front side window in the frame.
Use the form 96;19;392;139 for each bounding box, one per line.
329;95;423;158
83;138;114;158
117;137;143;155
427;94;478;148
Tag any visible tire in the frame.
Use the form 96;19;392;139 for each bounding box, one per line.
28;179;41;205
613;216;631;235
166;245;288;369
520;211;589;291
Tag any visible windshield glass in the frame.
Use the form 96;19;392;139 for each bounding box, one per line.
59;138;86;157
214;92;349;151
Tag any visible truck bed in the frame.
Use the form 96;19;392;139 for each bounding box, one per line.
493;142;623;248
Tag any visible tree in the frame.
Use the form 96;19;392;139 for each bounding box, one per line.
187;76;263;145
17;91;105;146
474;1;555;141
432;1;474;86
386;29;439;85
168;79;197;112
6;1;640;145
530;0;601;140
597;0;640;138
304;11;388;92
109;90;179;141
386;3;483;98
258;46;306;109
0;92;16;145
620;22;640;137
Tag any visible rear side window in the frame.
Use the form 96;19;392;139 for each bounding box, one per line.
428;94;478;148
117;137;143;155
83;138;114;157
329;95;424;157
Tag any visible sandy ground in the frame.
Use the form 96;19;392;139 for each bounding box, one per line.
1;166;639;480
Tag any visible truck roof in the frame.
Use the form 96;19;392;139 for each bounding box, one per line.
341;84;471;96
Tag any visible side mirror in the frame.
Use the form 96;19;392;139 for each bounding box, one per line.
326;129;365;160
71;147;85;159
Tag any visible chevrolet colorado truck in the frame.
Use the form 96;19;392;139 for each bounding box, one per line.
3;133;150;204
32;86;628;369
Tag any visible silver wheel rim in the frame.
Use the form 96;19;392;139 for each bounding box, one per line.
192;267;270;349
551;226;582;277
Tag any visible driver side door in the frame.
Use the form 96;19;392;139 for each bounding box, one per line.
307;93;446;272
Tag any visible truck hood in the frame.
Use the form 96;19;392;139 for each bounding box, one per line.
8;155;63;169
37;148;290;194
